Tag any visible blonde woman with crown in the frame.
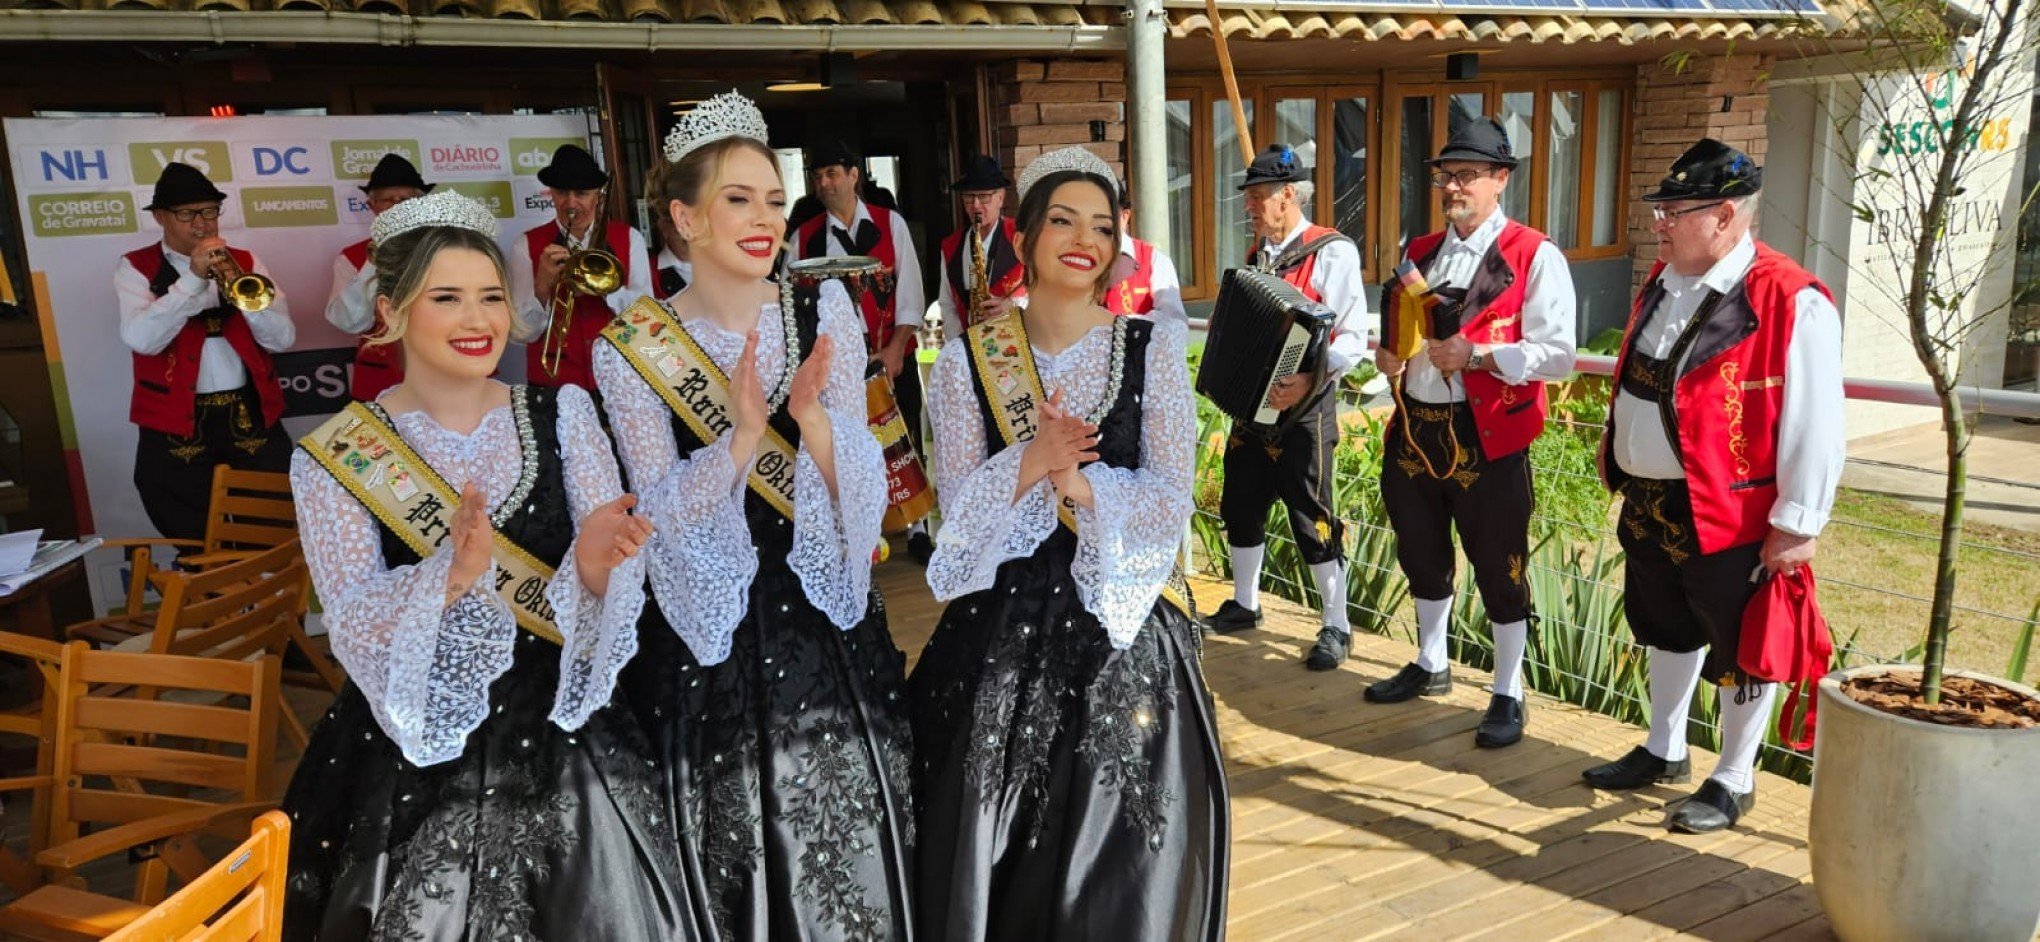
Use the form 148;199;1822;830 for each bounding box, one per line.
908;148;1229;940
595;92;914;940
280;190;703;940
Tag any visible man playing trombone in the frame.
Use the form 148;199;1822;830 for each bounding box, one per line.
116;161;294;541
509;143;652;389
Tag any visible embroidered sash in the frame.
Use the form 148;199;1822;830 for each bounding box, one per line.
602;297;800;520
964;312;1192;617
302;403;563;644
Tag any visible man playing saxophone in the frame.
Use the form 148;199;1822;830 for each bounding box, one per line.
116;161;294;541
509;143;653;389
934;155;1025;340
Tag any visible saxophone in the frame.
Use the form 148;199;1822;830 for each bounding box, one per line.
966;227;991;327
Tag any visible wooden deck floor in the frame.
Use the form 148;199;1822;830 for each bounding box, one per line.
877;560;1833;942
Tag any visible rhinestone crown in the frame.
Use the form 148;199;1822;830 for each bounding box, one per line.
1018;146;1116;202
370;189;498;246
664;91;771;163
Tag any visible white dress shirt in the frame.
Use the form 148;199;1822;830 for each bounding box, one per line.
325;250;376;335
793;200;926;330
1401;210;1577;404
507;221;654;343
1611;234;1844;538
115;242;294;394
1116;233;1187;323
1258;217;1374;377
654;247;693;295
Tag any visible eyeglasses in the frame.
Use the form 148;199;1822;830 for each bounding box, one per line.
166;207;223;223
958;192;1001;205
1651;201;1727;223
1429;169;1494;189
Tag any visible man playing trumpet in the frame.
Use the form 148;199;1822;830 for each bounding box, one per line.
116;161;294;541
509;143;652;389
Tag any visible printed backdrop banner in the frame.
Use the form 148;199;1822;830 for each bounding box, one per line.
3;114;589;612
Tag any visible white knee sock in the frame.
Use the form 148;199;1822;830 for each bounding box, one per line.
1311;560;1349;633
1491;619;1529;699
1230;545;1264;610
1414;596;1452;672
1644;647;1706;763
1711;683;1777;794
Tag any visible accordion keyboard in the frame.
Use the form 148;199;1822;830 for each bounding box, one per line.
1257;322;1314;423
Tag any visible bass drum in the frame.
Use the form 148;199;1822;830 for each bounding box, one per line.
865;361;935;533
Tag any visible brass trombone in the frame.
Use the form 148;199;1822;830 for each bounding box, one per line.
541;203;623;377
205;249;277;313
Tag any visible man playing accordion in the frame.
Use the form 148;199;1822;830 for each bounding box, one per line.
1370;117;1577;750
1204;144;1374;668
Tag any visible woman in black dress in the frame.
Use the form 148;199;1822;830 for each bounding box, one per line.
282;190;698;940
911;147;1230;940
595;91;915;941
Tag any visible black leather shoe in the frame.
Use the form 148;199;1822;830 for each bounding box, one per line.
907;531;935;566
1304;627;1350;671
1667;780;1755;833
1364;662;1453;703
1582;746;1693;790
1202;600;1262;634
1475;694;1526;748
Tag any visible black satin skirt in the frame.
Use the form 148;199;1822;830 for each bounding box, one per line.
908;533;1231;942
623;561;917;942
281;629;702;942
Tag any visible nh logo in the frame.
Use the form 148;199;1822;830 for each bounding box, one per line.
39;149;109;183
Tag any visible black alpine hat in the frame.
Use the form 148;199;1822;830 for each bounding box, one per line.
536;144;609;190
1429;116;1518;168
950;155;1011;193
145;162;227;210
1642;138;1763;202
359;153;433;194
807;139;860;173
1237;143;1310;191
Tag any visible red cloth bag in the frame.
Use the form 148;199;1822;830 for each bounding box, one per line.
1738;565;1833;751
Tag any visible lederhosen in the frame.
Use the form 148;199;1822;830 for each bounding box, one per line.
130;249;290;542
1218;229;1351;566
1376;232;1541;625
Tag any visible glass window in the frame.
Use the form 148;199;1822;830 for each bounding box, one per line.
1398;95;1434;248
1499;91;1535;223
1276;97;1318;215
1546;90;1584;249
1214;99;1256;273
1592;88;1623;247
1167;99;1196;285
1332;97;1369;254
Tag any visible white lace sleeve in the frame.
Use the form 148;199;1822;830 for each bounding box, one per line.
923;336;1058;600
290;450;515;768
593;342;758;666
543;384;649;730
1072;318;1196;648
788;279;885;628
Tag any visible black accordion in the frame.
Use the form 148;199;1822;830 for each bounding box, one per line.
1195;268;1337;435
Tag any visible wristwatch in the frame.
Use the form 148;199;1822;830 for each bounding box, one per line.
1469;348;1487;372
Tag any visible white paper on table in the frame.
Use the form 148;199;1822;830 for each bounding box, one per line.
0;529;42;577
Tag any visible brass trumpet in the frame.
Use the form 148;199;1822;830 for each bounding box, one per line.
541;205;623;377
205;249;277;313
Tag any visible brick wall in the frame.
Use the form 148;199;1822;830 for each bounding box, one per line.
1627;53;1774;290
990;59;1127;184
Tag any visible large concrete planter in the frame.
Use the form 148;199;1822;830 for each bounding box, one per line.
1810;665;2040;942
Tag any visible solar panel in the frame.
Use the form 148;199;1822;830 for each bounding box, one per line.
1701;0;1824;14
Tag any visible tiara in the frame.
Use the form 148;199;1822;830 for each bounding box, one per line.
1018;146;1116;202
370;190;497;245
665;91;771;163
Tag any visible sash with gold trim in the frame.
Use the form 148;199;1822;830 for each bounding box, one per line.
964;312;1193;617
601;297;801;520
301;402;563;644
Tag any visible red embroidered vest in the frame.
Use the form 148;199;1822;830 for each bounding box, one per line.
125;245;285;437
1251;224;1344;303
1107;239;1158;316
338;239;405;402
523;220;634;390
795;203;900;351
1386;220;1552;460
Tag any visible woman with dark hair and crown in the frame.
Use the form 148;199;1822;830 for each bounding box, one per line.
281;189;700;940
910;146;1230;941
594;91;915;941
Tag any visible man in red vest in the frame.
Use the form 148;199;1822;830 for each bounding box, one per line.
324;153;429;401
1105;178;1186;321
508;144;652;390
1368;118;1577;750
116;162;294;541
1583;139;1842;833
791;140;931;560
934;155;1024;338
1204;144;1373;657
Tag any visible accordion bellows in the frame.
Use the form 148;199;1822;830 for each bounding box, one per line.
1195;268;1336;433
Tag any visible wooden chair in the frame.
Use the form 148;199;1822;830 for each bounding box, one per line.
69;466;298;651
101;811;290;942
0;643;280;942
0;630;64;897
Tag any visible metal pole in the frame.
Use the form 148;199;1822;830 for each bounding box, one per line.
1125;0;1169;248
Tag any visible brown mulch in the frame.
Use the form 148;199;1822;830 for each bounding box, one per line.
1842;672;2040;729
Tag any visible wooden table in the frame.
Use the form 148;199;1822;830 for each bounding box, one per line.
0;556;84;641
